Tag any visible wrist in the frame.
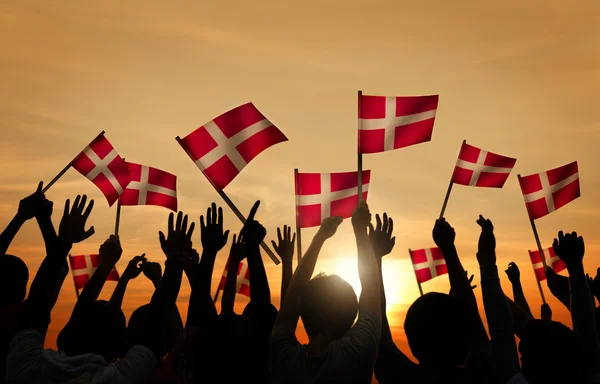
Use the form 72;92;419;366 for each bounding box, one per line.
566;262;584;275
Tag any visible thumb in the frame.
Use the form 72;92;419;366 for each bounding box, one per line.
271;240;279;254
159;231;166;248
83;226;95;240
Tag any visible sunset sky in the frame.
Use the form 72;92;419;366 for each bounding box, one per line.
1;0;600;364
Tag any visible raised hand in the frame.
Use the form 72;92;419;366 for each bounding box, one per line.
143;261;163;285
476;215;496;266
241;201;266;247
99;235;122;267
351;201;371;230
159;211;195;262
200;203;230;253
466;270;477;290
541;303;552;321
58;195;95;245
317;216;343;240
230;233;246;263
505;262;521;284
368;212;396;258
122;254;147;280
553;231;585;268
17;181;47;221
271;225;295;264
432;217;456;249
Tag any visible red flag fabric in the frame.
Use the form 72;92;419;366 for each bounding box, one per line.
451;142;517;188
409;247;448;283
529;247;567;281
68;254;120;290
358;94;439;154
119;162;178;211
295;170;371;228
179;103;288;190
72;134;132;206
218;259;250;297
519;162;580;220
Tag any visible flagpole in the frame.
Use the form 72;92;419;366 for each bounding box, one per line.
42;130;106;193
115;198;122;237
439;139;465;219
532;262;547;305
294;168;302;263
409;249;424;296
357;90;363;204
175;136;280;265
69;255;80;299
213;288;221;305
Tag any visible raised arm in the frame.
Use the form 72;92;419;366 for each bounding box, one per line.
142;261;162;290
545;266;572;310
110;254;146;309
272;225;295;305
221;233;245;315
241;201;271;305
505;262;533;316
353;202;381;317
476;215;520;383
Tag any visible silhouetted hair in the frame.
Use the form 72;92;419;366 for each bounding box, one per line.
404;292;470;368
0;255;28;307
299;273;358;340
57;300;126;362
519;320;583;384
127;303;180;357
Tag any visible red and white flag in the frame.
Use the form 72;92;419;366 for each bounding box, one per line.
529;247;567;281
295;170;371;228
72;134;132;206
518;162;580;220
179;103;288;190
409;247;448;283
68;254;120;290
119;162;178;211
218;259;250;297
451;142;517;188
358;94;439;154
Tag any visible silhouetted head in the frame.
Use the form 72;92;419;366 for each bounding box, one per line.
57;300;126;362
0;255;28;307
127;304;181;357
519;320;583;383
404;292;470;368
299;273;358;340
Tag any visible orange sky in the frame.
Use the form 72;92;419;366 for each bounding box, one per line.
1;0;600;364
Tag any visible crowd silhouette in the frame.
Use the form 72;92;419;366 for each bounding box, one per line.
1;182;600;383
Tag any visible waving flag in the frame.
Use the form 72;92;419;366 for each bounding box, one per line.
452;142;516;188
218;259;250;297
120;162;178;211
409;247;447;283
529;247;567;281
178;103;288;190
69;254;120;290
519;162;580;220
295;170;371;228
358;94;439;154
72;134;132;206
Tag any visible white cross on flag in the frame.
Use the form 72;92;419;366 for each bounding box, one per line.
519;161;580;220
178;103;288;190
69;254;120;290
217;259;250;297
358;94;439;154
409;247;447;283
451;142;517;188
72;134;132;206
119;162;178;211
529;247;567;281
295;170;371;228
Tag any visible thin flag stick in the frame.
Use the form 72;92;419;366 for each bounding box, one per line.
42;130;106;193
115;200;122;237
294;168;302;263
409;249;424;296
534;268;547;305
357;90;363;203
175;136;280;265
213;288;221;305
439;140;466;219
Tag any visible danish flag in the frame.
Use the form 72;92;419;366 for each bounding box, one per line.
409;247;448;284
68;254;120;290
178;103;288;190
217;259;250;297
451;142;517;188
295;170;371;228
358;94;439;154
71;134;132;206
529;247;567;281
119;162;178;211
518;162;580;220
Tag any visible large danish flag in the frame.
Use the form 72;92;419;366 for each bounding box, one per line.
295;170;371;228
518;161;580;220
409;247;448;284
218;259;250;297
119;162;178;211
69;254;120;290
529;247;567;281
358;94;439;154
71;134;132;206
451;142;517;188
178;103;288;190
